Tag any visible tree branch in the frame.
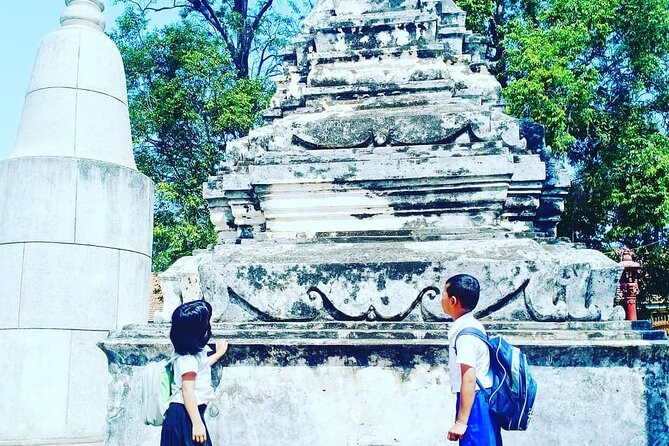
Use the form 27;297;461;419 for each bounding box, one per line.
251;0;274;32
185;0;237;58
126;0;188;14
261;59;282;78
255;34;278;77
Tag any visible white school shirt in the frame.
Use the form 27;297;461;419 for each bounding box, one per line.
171;346;215;405
447;312;493;393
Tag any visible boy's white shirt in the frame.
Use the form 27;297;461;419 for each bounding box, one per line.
171;345;215;405
447;312;493;393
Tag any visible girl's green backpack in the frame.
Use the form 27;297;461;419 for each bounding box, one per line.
141;354;178;426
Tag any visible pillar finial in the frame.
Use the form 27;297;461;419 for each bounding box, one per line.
60;0;106;32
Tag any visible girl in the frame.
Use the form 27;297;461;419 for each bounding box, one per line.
161;300;228;446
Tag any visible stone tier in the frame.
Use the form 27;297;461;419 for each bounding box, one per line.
106;321;667;346
208;0;570;243
159;239;622;324
99;323;669;446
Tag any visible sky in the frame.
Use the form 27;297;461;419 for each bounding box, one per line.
0;1;126;160
0;1;297;161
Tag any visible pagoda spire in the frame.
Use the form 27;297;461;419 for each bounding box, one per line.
60;0;106;32
10;0;135;168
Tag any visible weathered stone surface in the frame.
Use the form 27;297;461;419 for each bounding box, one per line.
171;239;621;323
0;157;78;244
99;323;669;446
118;250;152;328
204;0;568;244
157;253;210;322
0;330;71;440
0;244;23;328
18;243;119;329
73;91;134;167
0;157;153;254
12;89;79;159
65;330;111;440
74;159;154;255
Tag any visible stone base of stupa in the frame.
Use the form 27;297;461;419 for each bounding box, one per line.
100;320;669;446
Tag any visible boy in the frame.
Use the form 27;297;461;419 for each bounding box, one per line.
442;274;503;445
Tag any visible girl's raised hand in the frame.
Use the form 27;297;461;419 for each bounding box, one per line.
215;339;229;356
207;339;229;366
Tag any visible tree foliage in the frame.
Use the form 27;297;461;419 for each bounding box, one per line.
111;10;270;271
111;1;312;271
114;0;313;78
455;0;669;301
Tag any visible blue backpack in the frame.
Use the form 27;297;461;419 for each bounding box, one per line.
455;328;537;431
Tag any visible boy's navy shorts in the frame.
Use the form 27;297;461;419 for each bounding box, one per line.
456;391;503;446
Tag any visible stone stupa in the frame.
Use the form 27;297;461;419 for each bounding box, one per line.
159;0;614;325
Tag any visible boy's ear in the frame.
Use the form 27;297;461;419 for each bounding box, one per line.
453;296;468;311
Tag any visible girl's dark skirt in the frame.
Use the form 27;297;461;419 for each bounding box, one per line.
161;403;212;446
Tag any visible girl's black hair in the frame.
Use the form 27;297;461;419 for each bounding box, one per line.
170;300;213;355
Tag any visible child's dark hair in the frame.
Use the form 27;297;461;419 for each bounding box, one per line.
170;300;213;355
445;274;480;311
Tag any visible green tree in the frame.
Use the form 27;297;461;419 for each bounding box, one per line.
455;0;669;301
111;11;270;271
115;0;314;78
111;1;312;271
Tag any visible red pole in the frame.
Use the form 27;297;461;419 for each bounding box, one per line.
619;248;640;321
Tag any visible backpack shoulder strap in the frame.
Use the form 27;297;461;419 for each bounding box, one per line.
453;327;492;393
453;327;491;353
166;353;179;366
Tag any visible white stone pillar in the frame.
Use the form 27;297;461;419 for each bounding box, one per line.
0;1;153;444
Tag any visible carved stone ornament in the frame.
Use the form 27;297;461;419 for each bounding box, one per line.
172;239;623;323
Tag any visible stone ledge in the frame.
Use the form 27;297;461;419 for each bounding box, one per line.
167;239;623;323
99;322;669;368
